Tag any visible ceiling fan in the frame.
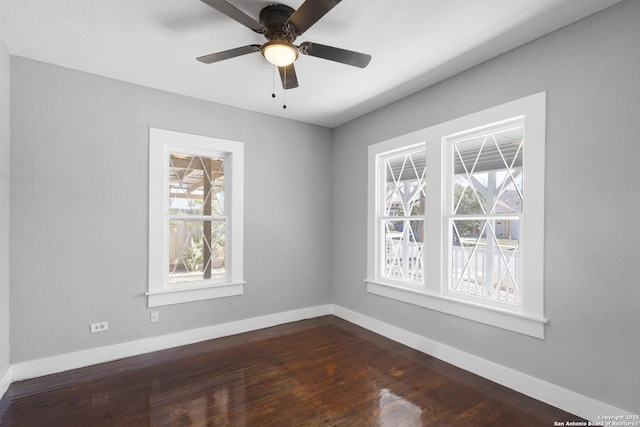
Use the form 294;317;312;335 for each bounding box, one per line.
196;0;372;90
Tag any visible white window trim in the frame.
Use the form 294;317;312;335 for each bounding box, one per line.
366;92;547;338
147;128;245;307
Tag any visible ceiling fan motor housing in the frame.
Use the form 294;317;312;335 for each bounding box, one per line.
196;0;372;89
259;4;298;42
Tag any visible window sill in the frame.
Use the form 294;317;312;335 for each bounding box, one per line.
147;281;245;307
365;279;547;339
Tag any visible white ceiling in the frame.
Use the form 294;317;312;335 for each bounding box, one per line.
0;0;624;128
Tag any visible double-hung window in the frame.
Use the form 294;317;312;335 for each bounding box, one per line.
148;128;244;307
444;118;525;308
379;145;426;288
367;93;547;338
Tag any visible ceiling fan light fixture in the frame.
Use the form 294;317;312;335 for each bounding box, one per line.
262;41;298;67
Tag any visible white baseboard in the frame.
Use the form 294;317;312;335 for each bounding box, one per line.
10;304;332;382
4;303;633;423
330;305;633;423
0;365;10;399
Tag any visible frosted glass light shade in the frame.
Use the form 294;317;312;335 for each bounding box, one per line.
262;41;298;67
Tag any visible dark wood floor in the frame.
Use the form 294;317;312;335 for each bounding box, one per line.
0;316;584;426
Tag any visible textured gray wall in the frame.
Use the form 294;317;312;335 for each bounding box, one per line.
331;0;640;413
0;40;9;376
9;58;332;362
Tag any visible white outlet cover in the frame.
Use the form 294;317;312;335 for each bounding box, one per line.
90;321;109;333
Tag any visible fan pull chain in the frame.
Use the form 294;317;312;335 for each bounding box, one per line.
271;63;276;98
282;66;287;109
268;63;287;110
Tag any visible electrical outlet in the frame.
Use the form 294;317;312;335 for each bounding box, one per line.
150;310;159;323
90;321;109;333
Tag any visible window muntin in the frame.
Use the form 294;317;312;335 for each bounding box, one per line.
148;128;244;307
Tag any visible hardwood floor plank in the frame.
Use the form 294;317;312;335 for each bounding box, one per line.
1;316;585;426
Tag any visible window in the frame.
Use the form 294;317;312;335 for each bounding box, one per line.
148;128;244;307
379;145;426;287
366;93;547;338
445;119;524;308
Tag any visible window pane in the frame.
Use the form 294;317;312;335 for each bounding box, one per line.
169;220;226;284
453;127;523;215
384;150;426;217
383;219;424;284
451;219;519;304
169;153;225;216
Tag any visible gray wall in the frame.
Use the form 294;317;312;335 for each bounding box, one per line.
0;40;9;377
9;57;332;362
331;0;640;413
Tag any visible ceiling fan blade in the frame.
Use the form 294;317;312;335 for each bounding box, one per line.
200;0;266;33
286;0;341;34
299;42;371;68
278;64;299;89
197;45;261;64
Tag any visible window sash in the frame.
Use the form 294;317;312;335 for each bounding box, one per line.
444;215;523;308
168;217;227;285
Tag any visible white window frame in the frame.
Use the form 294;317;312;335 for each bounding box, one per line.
148;128;245;307
366;93;547;338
